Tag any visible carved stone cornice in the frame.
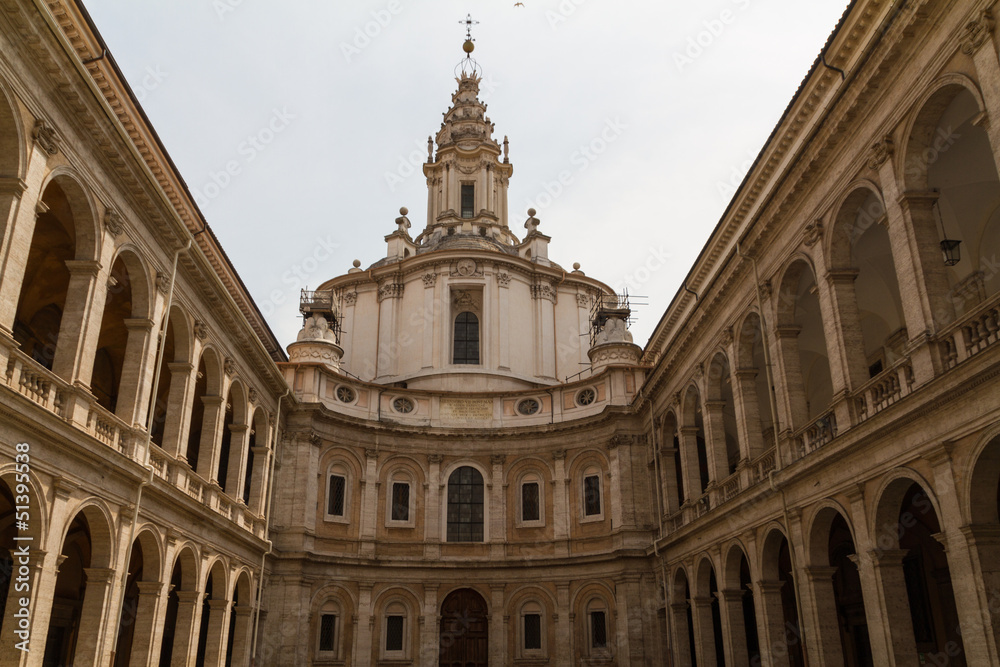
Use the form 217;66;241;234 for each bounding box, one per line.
377;278;404;302
530;281;557;303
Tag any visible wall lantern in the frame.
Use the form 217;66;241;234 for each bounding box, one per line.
940;238;961;266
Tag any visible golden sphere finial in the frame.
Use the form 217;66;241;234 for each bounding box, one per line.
463;39;475;54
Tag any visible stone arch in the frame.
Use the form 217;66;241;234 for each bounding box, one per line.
195;558;231;666
310;583;356;663
670;567;696;667
871;471;964;662
775;257;834;425
902;73;1000;321
148;304;192;450
828;182;906;388
691;555;726;667
217;378;249;496
759;525;805;667
113;525;163;665
967;428;1000;654
43;500;117;665
243;406;269;509
722;540;762;667
185;346;222;474
572;581;616;661
157;544;199;667
226;569;254;667
735;309;773;459
707;350;742;474
37;168;100;262
659;408;684;510
0;78;26;178
680;383;710;496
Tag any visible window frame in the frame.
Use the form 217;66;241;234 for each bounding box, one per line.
315;599;343;661
461;182;475;218
385;470;416;529
445;465;486;543
380;602;409;661
516;473;545;528
518;600;547;658
452;311;480;365
581;468;605;523
324;463;351;525
584;597;612;658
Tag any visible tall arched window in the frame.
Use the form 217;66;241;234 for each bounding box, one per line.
447;466;484;542
453;312;480;365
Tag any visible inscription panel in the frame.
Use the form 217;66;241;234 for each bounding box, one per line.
440;398;493;422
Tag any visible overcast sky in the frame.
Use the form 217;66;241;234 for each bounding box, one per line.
83;0;851;350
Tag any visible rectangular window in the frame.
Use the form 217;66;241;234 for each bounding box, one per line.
524;613;542;650
319;614;336;652
522;482;540;522
385;615;404;652
391;482;410;522
328;475;346;516
584;475;602;516
590;611;607;648
461;184;475;218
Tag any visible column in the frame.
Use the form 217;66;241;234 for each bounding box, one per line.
425;455;442;558
844;486;893;666
227;605;254;667
75;567;117;666
825;269;868;392
690;596;718;666
670;602;692;667
159;362;193;458
868;549;920;667
812;256;853;405
195;395;225;482
755;581;791;667
170;590;202;667
225;424;251;500
202;598;232;667
0;178;31;340
732;368;765;461
354;585;373;667
678;426;703;501
924;446;998;665
703;400;731;482
552;451;569;555
0;549;46;667
802;567;844;667
616;574;644;664
360;450;379;557
773;326;807;431
247;445;271;514
497;272;511;370
117;318;155;426
963;10;1000;165
51;259;104;386
718;589;749;667
895;192;955;331
420;587;439;666
660;446;681;515
962;524;1000;661
490;586;505;665
555;583;572;667
127;581;164;667
489;455;506;556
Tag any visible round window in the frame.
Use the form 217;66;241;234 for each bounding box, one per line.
517;398;540;415
576;388;597;406
393;397;414;414
336;385;356;404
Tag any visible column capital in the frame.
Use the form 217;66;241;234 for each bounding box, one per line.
82;567;116;584
123;318;155;332
201;395;225;407
207;598;231;611
774;325;803;339
804;566;838;581
175;590;202;604
826;268;860;283
868;548;908;566
167;361;193;374
64;259;102;277
137;581;164;596
0;177;28;196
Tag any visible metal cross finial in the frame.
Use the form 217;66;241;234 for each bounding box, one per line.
460;14;479;42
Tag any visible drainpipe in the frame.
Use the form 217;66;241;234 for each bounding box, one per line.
250;387;290;666
108;237;191;663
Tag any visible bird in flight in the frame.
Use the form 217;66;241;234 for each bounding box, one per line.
514;2;524;6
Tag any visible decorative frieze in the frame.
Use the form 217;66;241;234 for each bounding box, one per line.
155;271;170;294
452;259;481;277
576;293;590;309
343;291;358;306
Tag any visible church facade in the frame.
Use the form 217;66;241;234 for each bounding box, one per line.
1;0;1000;666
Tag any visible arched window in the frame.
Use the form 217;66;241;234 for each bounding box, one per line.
325;462;351;522
385;468;414;527
316;599;342;659
585;597;612;656
581;466;604;522
453;312;480;365
519;600;546;658
517;472;544;527
381;601;409;660
447;466;484;542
